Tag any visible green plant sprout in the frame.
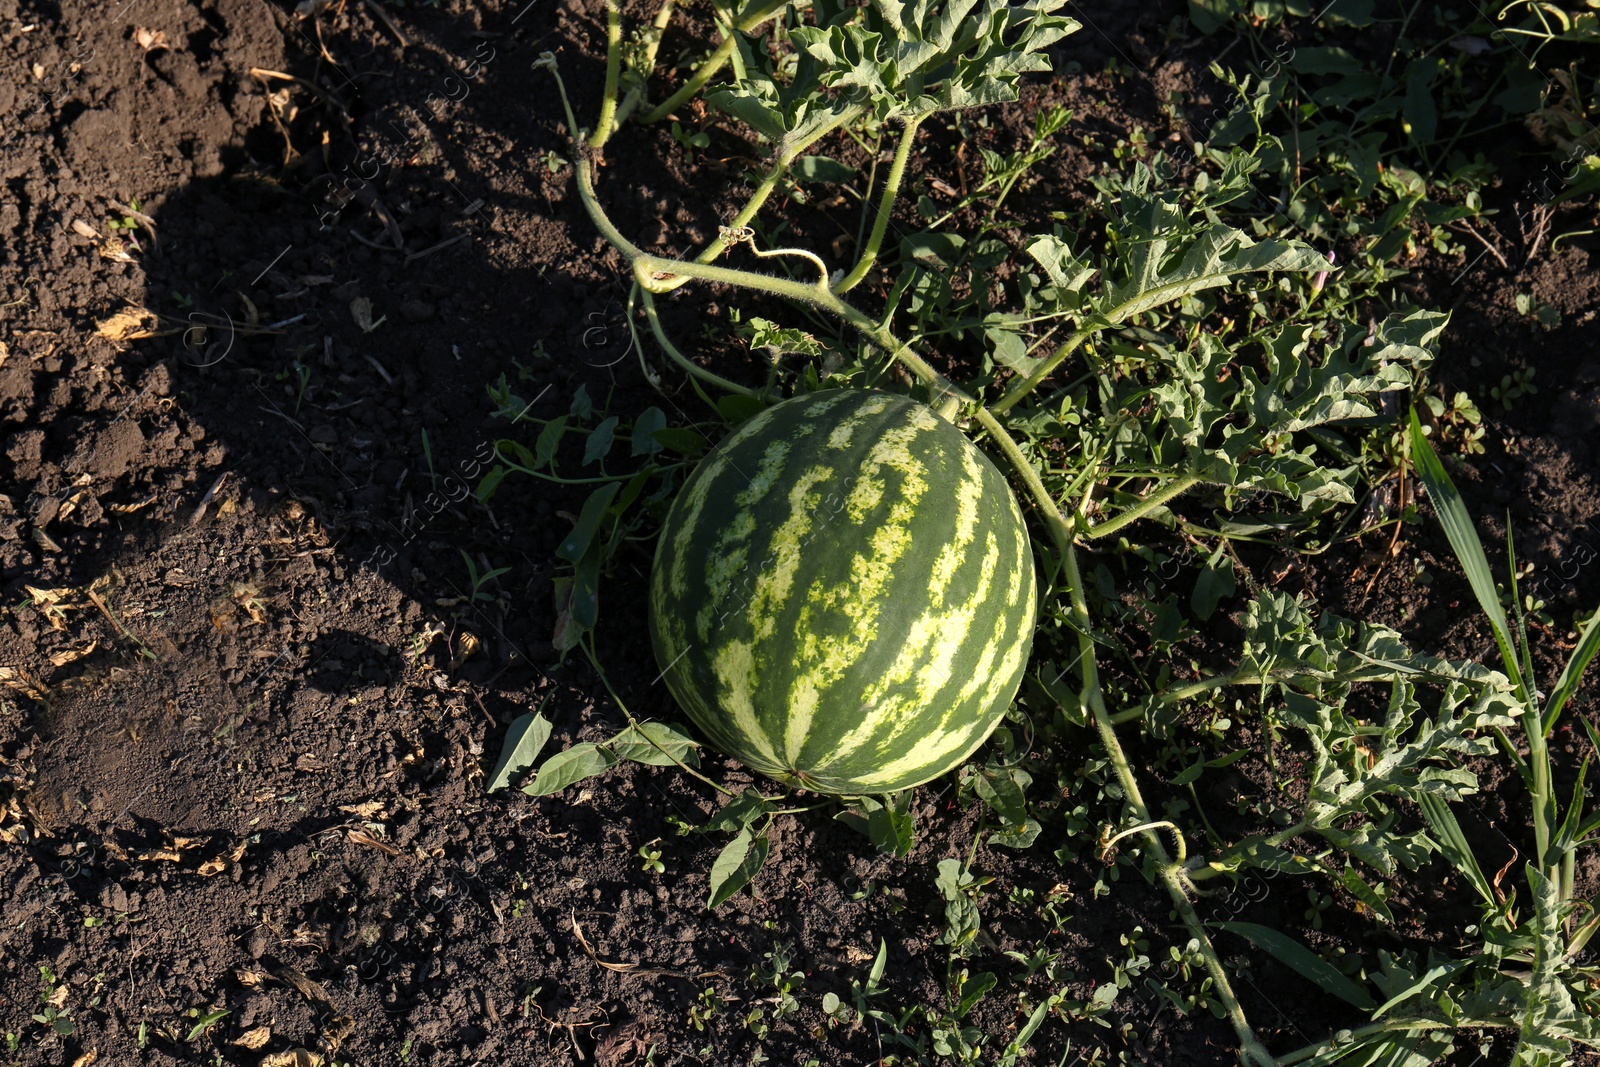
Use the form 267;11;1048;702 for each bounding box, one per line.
1490;365;1538;410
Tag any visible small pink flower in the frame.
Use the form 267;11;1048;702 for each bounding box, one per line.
1312;250;1335;294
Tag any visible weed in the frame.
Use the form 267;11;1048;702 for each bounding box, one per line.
637;840;666;874
1490;365;1538;410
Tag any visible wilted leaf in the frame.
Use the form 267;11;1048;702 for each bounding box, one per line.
349;298;386;333
95;306;160;341
233;1027;271;1049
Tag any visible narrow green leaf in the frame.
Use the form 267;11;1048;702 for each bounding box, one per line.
1217;921;1377;1010
185;1009;229;1043
486;705;554;792
1416;794;1496;908
707;828;770;908
556;482;621;564
1543;604;1600;732
1339;864;1394;924
523;743;618;796
1369;958;1473;1020
1407;409;1523;689
868;938;889;986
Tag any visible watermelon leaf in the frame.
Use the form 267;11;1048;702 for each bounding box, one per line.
523;743;619;797
485;705;553;793
707;828;770;908
630;407;667;456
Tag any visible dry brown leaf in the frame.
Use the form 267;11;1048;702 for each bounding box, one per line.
98;238;137;263
347;829;400;856
197;856;228;877
71;219;99;238
276;967;333;1007
47;984;68;1009
232;1027;271;1050
137;849;184;863
259;1051;322;1067
844;944;874;964
0;667;49;702
233;967;269;987
349;297;386;333
95;306;159;341
448;632;480;670
132;27;171;52
337;801;383;818
294;753;325;772
69;1049;97;1067
48;640;97;667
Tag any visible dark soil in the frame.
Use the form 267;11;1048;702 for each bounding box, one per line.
2;1;1599;1066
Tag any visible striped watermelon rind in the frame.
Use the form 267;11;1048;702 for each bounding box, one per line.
649;389;1037;795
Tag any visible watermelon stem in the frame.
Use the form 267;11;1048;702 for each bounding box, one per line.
1061;538;1276;1067
1082;473;1203;540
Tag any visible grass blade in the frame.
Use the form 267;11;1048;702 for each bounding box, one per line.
1407;409;1524;691
1416;793;1496;908
1217;921;1377;1011
1543;604;1600;733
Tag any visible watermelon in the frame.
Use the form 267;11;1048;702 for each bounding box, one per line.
649;389;1037;795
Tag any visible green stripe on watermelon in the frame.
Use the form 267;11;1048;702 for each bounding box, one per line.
649;389;1036;795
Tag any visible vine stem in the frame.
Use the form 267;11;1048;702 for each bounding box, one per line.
1083;473;1202;539
1061;538;1276;1067
637;0;793;126
833;111;925;294
587;0;624;148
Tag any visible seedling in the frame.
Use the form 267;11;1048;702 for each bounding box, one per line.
1490;366;1538;410
637;840;665;874
458;550;511;604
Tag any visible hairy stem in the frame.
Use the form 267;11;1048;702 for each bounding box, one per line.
833;112;925;294
988;326;1092;415
637;0;796;127
588;0;624;148
1083;473;1203;539
1061;539;1274;1066
638;285;759;397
